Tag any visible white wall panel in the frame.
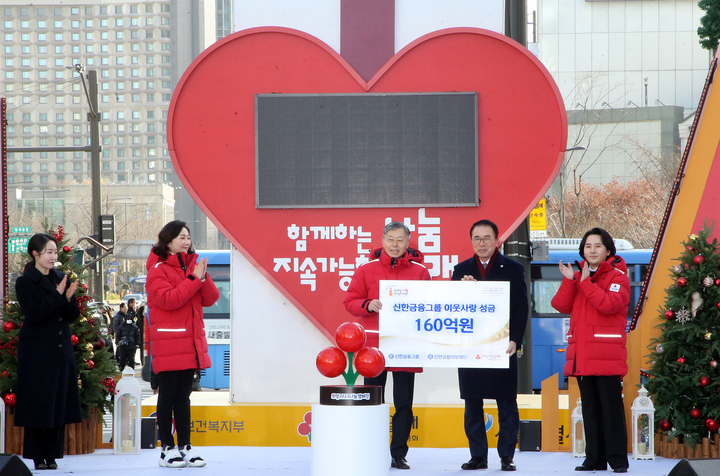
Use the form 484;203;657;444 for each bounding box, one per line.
641;32;659;71
607;34;625;72
657;70;676;106
234;0;341;53
395;0;503;52
574;33;592;72
590;1;609;33
657;32;676;71
591;32;609;71
658;1;676;32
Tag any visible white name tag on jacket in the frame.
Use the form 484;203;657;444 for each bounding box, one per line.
609;283;621;292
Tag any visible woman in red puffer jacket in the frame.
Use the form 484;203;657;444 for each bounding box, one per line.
551;228;630;474
146;220;219;468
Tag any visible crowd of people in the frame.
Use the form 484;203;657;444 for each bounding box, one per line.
13;219;629;472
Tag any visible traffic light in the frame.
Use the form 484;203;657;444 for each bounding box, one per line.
99;214;115;246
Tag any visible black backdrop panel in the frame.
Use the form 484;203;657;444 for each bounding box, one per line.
255;92;478;208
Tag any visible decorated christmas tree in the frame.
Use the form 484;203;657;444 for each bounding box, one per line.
647;221;720;447
0;225;117;417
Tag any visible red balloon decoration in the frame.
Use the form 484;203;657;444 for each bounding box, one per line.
335;322;366;353
664;309;675;320
62;245;71;253
354;346;386;378
677;277;688;287
2;321;16;333
3;392;16;408
658;419;672;432
700;376;712;387
694;255;705;265
706;418;720;432
691;408;702;419
316;347;347;378
71;335;79;346
677;357;687;364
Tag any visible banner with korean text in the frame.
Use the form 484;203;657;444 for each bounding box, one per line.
378;280;510;368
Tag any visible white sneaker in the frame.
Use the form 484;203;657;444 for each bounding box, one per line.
180;445;207;467
159;446;187;468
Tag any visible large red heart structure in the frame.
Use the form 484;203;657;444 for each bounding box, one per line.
169;27;567;340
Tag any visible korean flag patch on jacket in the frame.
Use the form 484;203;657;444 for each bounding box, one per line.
609;283;621;293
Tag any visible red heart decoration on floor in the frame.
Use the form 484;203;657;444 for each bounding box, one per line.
169;27;567;340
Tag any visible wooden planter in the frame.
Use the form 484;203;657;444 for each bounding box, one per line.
655;432;720;459
5;409;100;455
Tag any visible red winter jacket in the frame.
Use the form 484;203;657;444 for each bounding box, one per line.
344;248;431;372
551;255;630;377
146;250;219;373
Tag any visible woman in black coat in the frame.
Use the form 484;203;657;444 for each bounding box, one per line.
14;234;82;471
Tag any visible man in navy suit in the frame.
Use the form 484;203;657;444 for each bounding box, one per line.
451;219;528;472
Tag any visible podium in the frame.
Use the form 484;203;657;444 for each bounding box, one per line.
311;386;389;476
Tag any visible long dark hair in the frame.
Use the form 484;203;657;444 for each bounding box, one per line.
579;227;616;260
25;233;57;270
151;220;195;261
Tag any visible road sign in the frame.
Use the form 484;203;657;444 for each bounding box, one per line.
8;236;30;254
529;198;547;234
11;226;31;234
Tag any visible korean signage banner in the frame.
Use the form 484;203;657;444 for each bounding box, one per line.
378;280;509;369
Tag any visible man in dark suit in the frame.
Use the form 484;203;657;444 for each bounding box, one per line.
451;219;528;472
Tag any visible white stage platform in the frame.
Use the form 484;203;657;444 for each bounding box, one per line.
21;446;679;475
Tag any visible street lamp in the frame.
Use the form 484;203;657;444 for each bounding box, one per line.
42;189;71;220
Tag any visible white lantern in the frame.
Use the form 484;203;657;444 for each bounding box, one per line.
571;398;586;458
0;397;5;452
114;367;142;454
631;385;655;460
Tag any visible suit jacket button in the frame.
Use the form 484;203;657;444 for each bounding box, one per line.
58;330;62;335
58;343;62;348
58;318;62;322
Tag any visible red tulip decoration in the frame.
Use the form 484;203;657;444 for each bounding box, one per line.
354;347;385;378
316;347;347;378
335;322;366;353
315;322;385;386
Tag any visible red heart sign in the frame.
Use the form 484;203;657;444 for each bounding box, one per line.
168;27;567;340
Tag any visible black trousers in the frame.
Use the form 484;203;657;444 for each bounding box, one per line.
117;345;136;372
365;370;415;459
577;375;629;470
23;426;65;461
157;369;194;449
464;397;519;459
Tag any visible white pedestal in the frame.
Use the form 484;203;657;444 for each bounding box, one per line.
311;403;390;476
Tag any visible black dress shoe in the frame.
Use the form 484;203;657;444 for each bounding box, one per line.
500;457;516;471
612;468;627;473
391;457;410;470
34;459;48;470
575;464;607;471
461;457;488;470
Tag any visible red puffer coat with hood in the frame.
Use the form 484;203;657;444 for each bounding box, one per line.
146;250;219;373
551;255;630;377
344;247;431;372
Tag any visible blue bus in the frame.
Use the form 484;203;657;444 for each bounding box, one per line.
196;250;231;389
530;248;652;390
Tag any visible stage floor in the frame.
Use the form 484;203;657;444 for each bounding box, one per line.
24;446;678;475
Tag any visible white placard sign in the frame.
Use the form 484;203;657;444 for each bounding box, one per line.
378;280;510;368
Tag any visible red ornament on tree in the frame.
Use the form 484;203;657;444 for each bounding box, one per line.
71;335;79;346
677;277;688;287
716;278;720;287
96;338;105;349
700;376;712;387
3;321;16;333
694;255;705;265
62;245;71;253
691;408;702;419
665;309;675;320
706;418;720;432
86;360;95;370
659;419;672;432
677;357;687;364
3;392;16;408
